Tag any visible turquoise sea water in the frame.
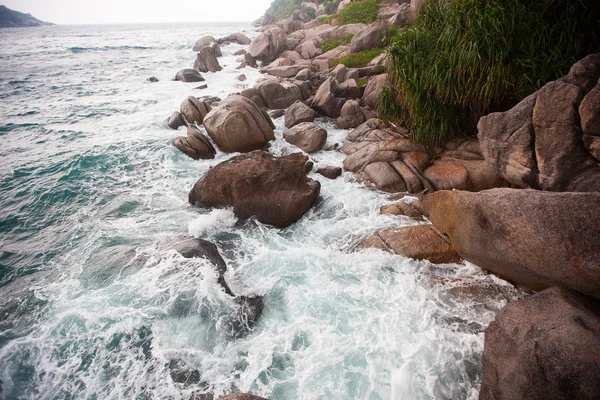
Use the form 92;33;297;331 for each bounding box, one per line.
0;23;523;399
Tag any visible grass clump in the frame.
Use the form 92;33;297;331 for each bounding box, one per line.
319;15;336;25
321;33;354;52
382;0;600;145
332;48;383;68
338;0;380;25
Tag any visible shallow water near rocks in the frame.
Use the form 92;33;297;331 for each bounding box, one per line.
0;23;524;399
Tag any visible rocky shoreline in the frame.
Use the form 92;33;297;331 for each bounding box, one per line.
160;1;600;398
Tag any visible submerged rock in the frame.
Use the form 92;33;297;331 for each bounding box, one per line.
147;76;159;83
316;166;342;179
216;394;268;400
480;287;600;400
362;225;461;264
203;95;275;153
189;151;320;228
175;69;205;83
420;188;600;298
167;111;185;130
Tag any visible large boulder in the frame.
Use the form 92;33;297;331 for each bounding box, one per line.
285;100;317;128
420;188;600;299
217;33;251;45
252;13;275;27
180;96;212;125
478;53;600;192
295;37;323;59
349;21;389;53
362;74;388;109
362;225;461;264
335;100;372;129
194;46;222;73
480;287;600;400
192;35;217;52
203;95;275;153
266;65;305;78
254;80;307;109
189;151;321;228
173;123;216;160
248;26;286;64
283;122;327;153
311;77;346;118
167;111;185;130
175;69;205;83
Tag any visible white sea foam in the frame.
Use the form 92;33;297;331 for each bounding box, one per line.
0;22;525;400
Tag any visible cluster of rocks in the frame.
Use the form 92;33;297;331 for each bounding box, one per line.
363;54;600;400
162;0;600;397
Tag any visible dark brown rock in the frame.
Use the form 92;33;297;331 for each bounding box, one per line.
285;100;317;128
420;188;600;298
311;77;345;118
316;166;342;179
283;122;327;153
175;69;205;83
480;287;600;400
478;54;600;192
580;81;600;136
194;46;222;73
362;225;461;264
203;95;275;153
167;111;185;130
248;26;286;64
189;151;320;228
193;36;217;52
180;96;212;125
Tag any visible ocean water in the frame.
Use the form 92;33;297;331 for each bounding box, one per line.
0;23;524;400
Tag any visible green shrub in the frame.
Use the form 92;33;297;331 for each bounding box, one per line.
324;0;342;15
338;0;380;25
302;7;316;20
268;0;301;20
321;33;354;52
332;48;383;68
382;0;600;145
320;15;336;25
383;25;401;47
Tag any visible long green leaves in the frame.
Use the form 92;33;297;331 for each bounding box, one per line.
381;0;600;145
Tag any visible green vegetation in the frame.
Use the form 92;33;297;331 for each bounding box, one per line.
332;48;383;68
338;0;380;25
319;15;336;25
383;25;401;47
302;7;316;20
381;0;600;145
323;0;342;15
267;0;301;20
321;33;355;52
357;78;370;88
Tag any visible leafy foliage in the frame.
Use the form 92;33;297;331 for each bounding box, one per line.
321;33;355;52
382;0;600;145
302;7;316;20
323;0;342;15
268;0;302;20
338;0;380;25
332;48;383;68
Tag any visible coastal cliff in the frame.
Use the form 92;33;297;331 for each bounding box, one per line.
0;5;55;28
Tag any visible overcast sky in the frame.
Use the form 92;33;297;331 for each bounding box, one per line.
4;0;273;24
